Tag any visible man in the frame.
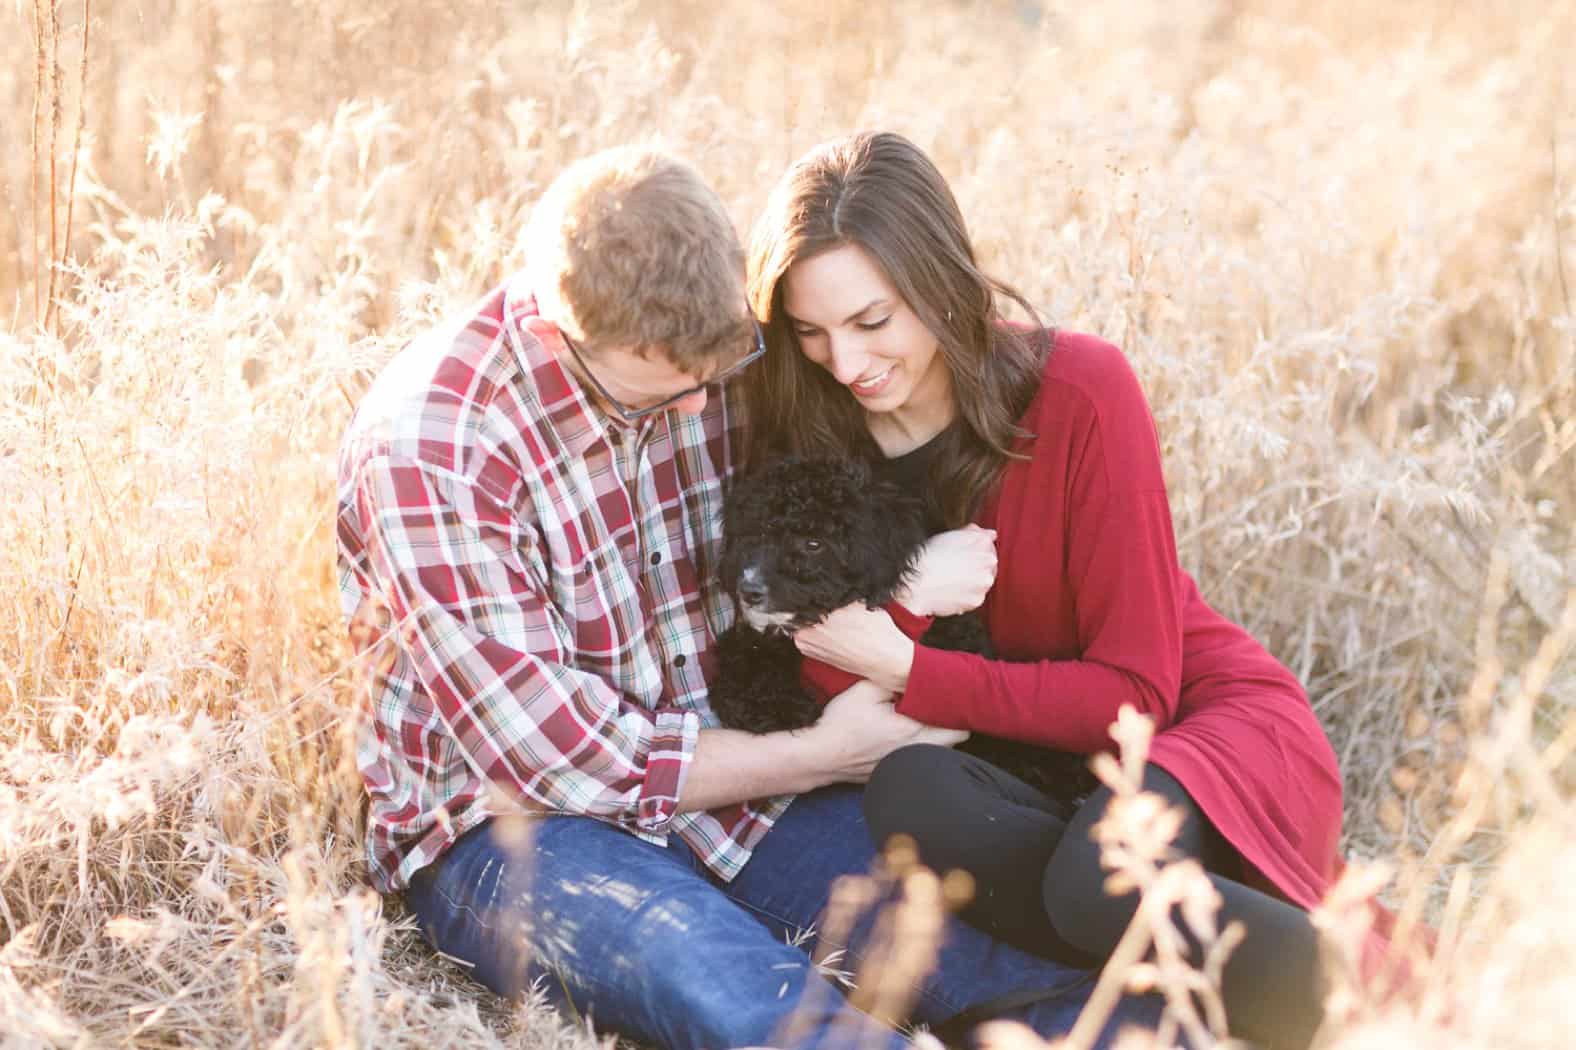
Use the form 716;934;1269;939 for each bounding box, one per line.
336;146;1162;1049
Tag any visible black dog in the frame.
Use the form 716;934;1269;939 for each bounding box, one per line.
709;457;1095;816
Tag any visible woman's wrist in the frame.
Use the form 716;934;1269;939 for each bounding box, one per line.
892;576;931;617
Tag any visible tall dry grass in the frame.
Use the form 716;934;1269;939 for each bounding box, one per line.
1;0;1572;1046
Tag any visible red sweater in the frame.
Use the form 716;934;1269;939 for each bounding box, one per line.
887;332;1344;911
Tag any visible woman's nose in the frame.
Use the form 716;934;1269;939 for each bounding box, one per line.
825;337;866;386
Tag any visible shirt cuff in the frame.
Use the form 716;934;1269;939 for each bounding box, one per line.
633;707;700;834
886;601;936;639
895;645;977;730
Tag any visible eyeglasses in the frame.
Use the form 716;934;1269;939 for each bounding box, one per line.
559;315;767;424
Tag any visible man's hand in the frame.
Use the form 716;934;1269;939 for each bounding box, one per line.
806;680;968;783
893;524;998;617
680;682;968;810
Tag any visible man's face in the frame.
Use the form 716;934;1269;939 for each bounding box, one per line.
569;344;714;418
555;313;765;423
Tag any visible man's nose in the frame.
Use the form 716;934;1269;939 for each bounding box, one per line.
673;388;709;416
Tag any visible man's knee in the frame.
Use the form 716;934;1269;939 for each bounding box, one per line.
586;888;861;1049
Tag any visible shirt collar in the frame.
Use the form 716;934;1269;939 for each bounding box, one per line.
504;272;643;461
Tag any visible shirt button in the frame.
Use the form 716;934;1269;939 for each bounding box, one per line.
674;654;687;668
650;552;662;565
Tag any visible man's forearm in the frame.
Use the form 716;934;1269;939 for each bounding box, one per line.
675;727;837;813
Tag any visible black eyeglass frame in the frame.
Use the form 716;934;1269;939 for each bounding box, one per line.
559;316;767;423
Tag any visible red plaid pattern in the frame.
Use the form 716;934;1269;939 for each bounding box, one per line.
336;275;788;893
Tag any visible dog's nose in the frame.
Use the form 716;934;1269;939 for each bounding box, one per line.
737;567;769;607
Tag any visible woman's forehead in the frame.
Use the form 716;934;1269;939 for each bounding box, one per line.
783;244;897;321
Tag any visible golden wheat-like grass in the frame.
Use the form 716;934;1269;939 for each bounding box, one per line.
2;1;1573;1046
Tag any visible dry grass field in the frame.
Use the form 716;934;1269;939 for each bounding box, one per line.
2;0;1573;1046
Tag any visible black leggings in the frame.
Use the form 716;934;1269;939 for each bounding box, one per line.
863;744;1325;1050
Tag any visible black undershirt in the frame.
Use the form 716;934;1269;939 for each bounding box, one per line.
874;430;948;530
875;434;941;489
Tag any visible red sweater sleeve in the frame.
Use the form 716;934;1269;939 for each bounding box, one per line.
895;345;1186;753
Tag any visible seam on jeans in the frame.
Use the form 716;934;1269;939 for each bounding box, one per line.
725;894;807;942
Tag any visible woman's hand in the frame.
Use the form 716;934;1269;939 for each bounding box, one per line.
793;604;916;693
893;524;999;617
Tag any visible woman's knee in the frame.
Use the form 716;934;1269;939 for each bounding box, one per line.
863;743;973;848
1041;767;1208;957
1042;795;1131;957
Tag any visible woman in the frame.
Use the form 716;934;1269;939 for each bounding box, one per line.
739;131;1349;1050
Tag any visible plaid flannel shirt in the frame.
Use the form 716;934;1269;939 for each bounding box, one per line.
336;274;790;893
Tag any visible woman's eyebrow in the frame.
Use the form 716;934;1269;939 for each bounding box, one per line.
784;299;891;327
842;299;890;324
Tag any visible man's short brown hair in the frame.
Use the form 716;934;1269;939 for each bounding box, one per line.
526;146;751;373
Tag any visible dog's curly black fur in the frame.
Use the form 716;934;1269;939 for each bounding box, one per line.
709;457;1096;815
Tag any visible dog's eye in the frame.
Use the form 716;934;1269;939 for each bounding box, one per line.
801;538;824;554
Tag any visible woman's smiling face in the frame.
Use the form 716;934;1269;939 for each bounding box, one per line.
781;242;953;420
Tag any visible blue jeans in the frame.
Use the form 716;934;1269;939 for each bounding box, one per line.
402;785;1167;1049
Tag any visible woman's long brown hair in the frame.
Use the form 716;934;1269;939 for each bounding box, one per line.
741;131;1051;528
